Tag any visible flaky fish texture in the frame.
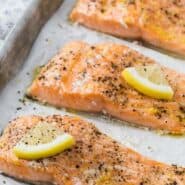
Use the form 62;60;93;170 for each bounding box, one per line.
27;41;185;134
0;115;185;184
71;0;185;56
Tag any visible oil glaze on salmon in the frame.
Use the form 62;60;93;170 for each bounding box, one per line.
0;115;185;184
27;41;185;134
70;0;185;56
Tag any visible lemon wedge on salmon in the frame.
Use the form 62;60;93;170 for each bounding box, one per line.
122;65;174;100
13;123;75;160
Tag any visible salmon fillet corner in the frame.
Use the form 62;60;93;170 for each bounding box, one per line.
70;0;185;56
27;41;185;134
0;115;185;184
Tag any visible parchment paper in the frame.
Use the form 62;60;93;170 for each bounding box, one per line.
0;0;185;184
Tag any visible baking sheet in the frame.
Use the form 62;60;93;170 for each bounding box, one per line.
0;0;63;90
0;0;185;184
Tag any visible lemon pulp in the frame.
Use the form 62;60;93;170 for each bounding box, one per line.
122;65;174;100
13;123;75;160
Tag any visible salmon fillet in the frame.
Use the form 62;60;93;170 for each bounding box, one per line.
0;115;185;185
70;0;185;56
27;41;185;134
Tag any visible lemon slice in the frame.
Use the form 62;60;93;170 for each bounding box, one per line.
13;123;75;160
122;65;174;100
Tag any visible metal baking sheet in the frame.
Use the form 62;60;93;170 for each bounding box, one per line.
0;0;63;90
0;0;185;184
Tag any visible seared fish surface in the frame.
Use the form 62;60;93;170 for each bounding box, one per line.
27;41;185;134
0;115;185;184
71;0;185;56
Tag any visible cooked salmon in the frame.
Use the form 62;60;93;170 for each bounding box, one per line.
0;115;185;184
70;0;185;56
27;41;185;134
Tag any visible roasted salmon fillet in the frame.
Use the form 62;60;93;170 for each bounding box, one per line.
0;115;185;185
27;41;185;134
70;0;185;56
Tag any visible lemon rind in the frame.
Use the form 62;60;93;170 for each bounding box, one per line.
122;68;173;100
13;133;75;160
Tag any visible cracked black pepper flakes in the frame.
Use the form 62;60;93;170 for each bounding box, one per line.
27;41;185;134
0;115;185;184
